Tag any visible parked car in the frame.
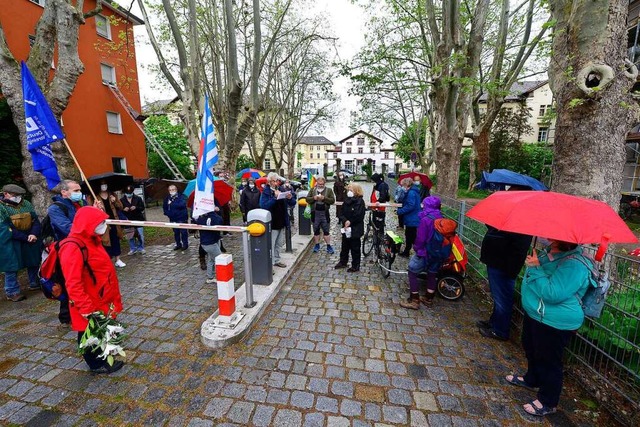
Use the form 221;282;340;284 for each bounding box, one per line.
338;169;355;178
387;171;396;178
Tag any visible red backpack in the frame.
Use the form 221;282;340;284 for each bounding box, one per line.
39;238;95;301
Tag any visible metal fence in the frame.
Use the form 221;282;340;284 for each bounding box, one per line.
438;194;640;415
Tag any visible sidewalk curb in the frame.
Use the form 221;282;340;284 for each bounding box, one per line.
200;232;314;349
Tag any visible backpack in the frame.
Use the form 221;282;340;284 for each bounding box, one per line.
566;254;611;319
426;214;458;263
39;238;96;301
40;202;69;244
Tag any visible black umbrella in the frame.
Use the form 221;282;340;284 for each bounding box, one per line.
82;172;134;193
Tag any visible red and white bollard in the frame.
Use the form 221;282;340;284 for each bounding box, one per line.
214;253;243;328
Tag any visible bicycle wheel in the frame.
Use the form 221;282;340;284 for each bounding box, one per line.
362;225;374;256
436;275;465;300
378;246;394;278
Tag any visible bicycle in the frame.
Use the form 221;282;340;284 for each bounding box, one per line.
362;210;404;278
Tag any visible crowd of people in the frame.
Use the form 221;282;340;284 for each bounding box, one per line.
0;173;597;414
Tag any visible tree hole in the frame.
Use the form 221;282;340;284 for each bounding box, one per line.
586;72;602;88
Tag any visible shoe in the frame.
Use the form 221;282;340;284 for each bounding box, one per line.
57;323;71;332
28;284;41;291
199;257;207;270
127;250;136;256
505;374;537;390
347;267;359;272
181;246;189;250
478;327;508;341
90;360;124;375
313;244;320;253
220;245;227;253
476;320;492;329
115;259;126;268
138;249;146;255
334;263;347;269
419;295;434;307
205;278;216;284
274;262;287;268
398;252;410;258
326;245;335;254
6;293;26;302
523;400;556;417
173;246;182;251
399;298;420;310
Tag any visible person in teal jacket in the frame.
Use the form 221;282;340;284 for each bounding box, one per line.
505;239;593;417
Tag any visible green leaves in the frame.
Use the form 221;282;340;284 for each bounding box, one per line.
144;116;194;179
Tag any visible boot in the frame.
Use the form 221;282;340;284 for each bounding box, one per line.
199;255;206;270
420;292;436;307
400;293;420;310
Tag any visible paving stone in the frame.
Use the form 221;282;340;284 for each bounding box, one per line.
252;405;276;427
6;379;35;397
438;394;463;412
6;404;41;425
326;415;350;427
203;397;233;419
339;399;362;417
387;388;413;405
186;418;214;427
303;412;325;427
410;409;428;427
382;405;408;424
315;396;339;413
330;381;354;398
273;409;302;427
0;400;26;421
291;390;314;409
227;401;254;424
266;389;290;405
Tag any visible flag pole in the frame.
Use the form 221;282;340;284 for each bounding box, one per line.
61;138;98;203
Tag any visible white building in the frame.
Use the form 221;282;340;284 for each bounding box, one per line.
327;130;400;175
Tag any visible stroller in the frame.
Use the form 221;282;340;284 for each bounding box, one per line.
419;234;468;300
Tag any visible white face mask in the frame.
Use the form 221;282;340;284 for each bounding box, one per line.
169;191;177;196
95;222;108;235
347;191;354;198
100;184;108;192
9;196;22;204
316;185;324;190
248;183;255;188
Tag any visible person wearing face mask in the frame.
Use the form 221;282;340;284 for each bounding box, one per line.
305;176;336;254
89;181;126;268
163;184;189;250
333;173;347;220
58;206;124;374
396;178;421;258
0;184;42;302
47;179;86;325
335;183;365;272
260;172;297;267
120;185;146;255
239;178;261;223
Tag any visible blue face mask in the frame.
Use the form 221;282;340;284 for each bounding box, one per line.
125;193;133;198
70;192;83;202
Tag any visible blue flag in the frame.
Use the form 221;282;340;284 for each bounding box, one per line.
21;61;62;189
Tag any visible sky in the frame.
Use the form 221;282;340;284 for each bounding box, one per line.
131;0;367;142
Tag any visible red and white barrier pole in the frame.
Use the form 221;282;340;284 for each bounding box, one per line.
215;254;241;326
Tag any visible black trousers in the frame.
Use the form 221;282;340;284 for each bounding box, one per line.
339;235;361;269
77;332;105;370
522;314;574;407
404;226;417;254
58;300;70;324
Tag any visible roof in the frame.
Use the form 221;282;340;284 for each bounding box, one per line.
338;130;383;145
478;80;548;102
142;96;181;115
300;136;334;145
103;0;144;26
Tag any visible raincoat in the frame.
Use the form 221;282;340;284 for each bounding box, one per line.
396;185;421;227
0;196;42;272
412;196;442;257
59;207;123;332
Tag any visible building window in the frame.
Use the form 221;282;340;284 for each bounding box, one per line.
316;145;320;151
96;14;111;39
539;104;551;117
346;140;352;145
344;160;354;171
29;0;46;6
538;127;549;142
101;63;116;85
333;152;337;159
112;157;127;173
356;159;364;173
264;158;271;169
371;160;376;172
384;151;389;159
358;147;363;154
357;137;365;145
317;153;321;159
346;148;351;154
106;111;122;134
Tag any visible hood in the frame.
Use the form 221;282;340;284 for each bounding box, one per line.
51;194;66;203
419;195;442;219
371;173;383;184
69;206;109;238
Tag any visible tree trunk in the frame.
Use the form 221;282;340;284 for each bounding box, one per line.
548;0;638;209
475;127;490;173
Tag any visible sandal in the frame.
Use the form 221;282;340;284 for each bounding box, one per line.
523;400;556;417
505;374;537;390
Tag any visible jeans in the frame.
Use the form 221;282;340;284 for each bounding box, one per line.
487;266;516;339
127;227;145;251
173;224;189;248
272;228;285;264
522;314;574;407
4;268;38;296
201;242;222;279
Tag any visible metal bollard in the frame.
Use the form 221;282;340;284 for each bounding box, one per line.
297;190;311;235
242;229;256;308
247;209;273;285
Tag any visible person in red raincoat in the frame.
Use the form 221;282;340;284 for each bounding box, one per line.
59;206;124;374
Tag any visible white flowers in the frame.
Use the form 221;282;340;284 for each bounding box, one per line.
78;305;126;366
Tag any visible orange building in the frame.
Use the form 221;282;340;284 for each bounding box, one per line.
0;0;148;179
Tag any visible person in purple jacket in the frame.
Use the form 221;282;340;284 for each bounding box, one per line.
400;196;443;310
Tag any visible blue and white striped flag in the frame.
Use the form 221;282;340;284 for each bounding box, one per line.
192;96;219;219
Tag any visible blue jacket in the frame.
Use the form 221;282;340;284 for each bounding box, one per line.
48;195;79;240
163;193;188;222
260;185;297;229
521;247;592;330
397;185;421;227
196;210;223;245
394;185;407;203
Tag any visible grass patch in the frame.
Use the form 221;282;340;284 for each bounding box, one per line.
457;189;490;199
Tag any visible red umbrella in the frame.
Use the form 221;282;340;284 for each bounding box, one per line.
255;176;268;192
398;171;433;189
466;191;638;245
186;179;234;208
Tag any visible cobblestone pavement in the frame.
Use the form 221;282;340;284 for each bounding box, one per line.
0;191;616;426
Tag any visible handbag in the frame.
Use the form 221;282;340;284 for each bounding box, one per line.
10;212;33;231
